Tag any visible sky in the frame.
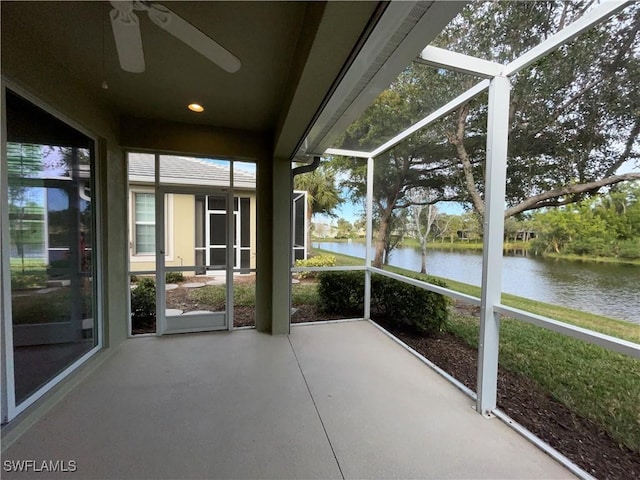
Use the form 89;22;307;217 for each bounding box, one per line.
206;156;638;226
317;201;465;225
315;158;638;225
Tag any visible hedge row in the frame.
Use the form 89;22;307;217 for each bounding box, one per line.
317;271;449;334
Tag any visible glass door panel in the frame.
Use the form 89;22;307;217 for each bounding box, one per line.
156;188;230;334
163;268;226;333
7;141;97;405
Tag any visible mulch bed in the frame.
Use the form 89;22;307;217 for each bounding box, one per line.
375;317;640;480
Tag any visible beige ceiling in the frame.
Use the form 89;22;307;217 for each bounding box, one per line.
1;1;465;159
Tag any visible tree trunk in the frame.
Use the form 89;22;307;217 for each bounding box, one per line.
373;210;392;268
420;248;427;274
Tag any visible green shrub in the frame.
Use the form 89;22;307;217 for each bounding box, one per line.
292;283;319;306
295;254;336;278
318;271;449;334
372;273;449;334
188;285;226;310
131;277;156;330
617;239;640;259
11;272;48;289
318;271;364;314
569;238;611;257
165;271;184;283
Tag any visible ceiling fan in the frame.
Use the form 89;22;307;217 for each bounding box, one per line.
109;1;241;74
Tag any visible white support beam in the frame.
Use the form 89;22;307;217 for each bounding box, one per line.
476;75;510;417
364;157;374;320
416;46;503;78
324;148;372;159
370;79;490;158
305;0;467;156
504;0;631;77
0;84;16;423
368;267;481;307
495;305;640;359
290;266;365;273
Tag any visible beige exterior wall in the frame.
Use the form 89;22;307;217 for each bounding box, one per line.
128;185;256;274
172;194;196;270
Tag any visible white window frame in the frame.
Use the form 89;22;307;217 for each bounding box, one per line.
133;191;155;255
129;188;174;263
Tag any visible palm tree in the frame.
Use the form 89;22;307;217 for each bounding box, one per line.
294;165;343;237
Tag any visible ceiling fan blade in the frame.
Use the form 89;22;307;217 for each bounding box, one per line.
146;3;241;73
110;3;145;73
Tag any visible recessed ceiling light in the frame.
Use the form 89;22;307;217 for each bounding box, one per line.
188;103;204;113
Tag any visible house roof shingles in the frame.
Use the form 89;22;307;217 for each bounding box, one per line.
128;154;255;189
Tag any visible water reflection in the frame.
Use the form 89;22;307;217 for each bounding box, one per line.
314;242;640;323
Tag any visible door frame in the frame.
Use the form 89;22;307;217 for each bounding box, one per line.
155;184;234;335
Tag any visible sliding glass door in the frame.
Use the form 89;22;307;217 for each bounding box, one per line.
2;89;100;420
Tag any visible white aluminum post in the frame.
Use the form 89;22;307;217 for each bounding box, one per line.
477;75;510;416
303;191;308;260
364;157;374;320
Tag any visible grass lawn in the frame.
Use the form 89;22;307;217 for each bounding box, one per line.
312;246;640;452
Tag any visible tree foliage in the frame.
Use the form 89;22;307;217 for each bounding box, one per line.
435;0;640;215
331;1;639;266
531;182;640;257
294;164;343;235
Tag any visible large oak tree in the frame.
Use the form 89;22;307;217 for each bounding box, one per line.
333;1;639;268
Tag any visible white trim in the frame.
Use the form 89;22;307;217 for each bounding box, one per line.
128;187;174;263
477;75;511;416
8;344;101;420
369;319;477;399
495;304;640;358
368;265;640;360
1;83;15;423
370;80;490;158
417;46;503;78
324;148;372;159
491;409;596;480
364;157;374;320
303;190;308;260
292;318;365;327
304;0;466;156
290;266;366;273
369;318;594;480
368;266;481;306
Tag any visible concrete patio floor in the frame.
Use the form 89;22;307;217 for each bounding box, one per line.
2;321;573;479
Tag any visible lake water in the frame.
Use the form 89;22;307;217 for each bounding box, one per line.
313;241;640;324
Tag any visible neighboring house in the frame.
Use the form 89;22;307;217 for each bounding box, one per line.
128;154;307;274
312;222;338;239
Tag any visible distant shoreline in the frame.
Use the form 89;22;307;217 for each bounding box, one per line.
311;238;640;266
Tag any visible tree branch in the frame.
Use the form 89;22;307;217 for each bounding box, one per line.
449;104;485;216
605;116;640;177
504;173;640;217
